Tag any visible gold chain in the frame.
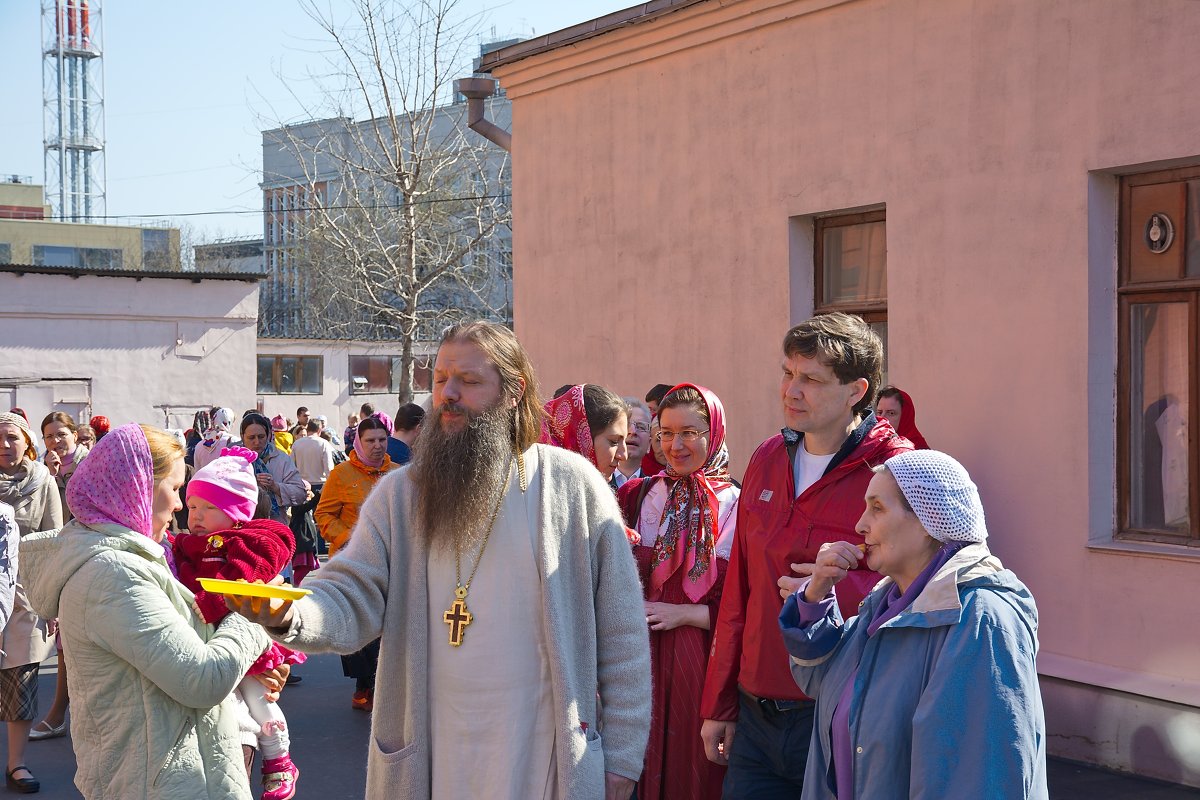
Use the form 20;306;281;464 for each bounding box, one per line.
455;456;514;594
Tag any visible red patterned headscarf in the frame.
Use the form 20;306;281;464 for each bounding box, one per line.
649;383;733;602
541;385;596;468
543;385;642;545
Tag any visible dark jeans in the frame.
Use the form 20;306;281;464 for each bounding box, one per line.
342;638;380;684
721;691;815;799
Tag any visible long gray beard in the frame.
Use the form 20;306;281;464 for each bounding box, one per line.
409;403;514;555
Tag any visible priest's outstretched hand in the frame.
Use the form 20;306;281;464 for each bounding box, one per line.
225;592;295;631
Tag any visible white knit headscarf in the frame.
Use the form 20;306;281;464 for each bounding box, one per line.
883;450;987;543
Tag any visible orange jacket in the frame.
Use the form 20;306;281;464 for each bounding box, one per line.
314;450;397;556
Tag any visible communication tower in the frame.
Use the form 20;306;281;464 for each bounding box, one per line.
42;0;106;222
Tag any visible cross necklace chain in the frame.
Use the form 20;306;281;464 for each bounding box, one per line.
443;452;527;647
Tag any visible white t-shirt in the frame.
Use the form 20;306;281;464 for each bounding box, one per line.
794;443;836;498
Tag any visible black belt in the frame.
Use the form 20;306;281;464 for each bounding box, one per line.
741;688;812;714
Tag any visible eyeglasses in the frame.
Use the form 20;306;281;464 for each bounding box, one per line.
630;422;650;433
655;429;709;445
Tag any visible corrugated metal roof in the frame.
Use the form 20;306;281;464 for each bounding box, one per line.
0;263;265;283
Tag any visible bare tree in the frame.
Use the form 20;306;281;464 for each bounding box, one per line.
263;0;511;404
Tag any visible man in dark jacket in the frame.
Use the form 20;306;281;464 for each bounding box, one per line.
700;312;913;798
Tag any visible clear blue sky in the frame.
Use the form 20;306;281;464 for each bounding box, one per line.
0;1;628;240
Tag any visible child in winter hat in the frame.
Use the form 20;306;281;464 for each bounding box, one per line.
270;415;294;455
177;446;303;800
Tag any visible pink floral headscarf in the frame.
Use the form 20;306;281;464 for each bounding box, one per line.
540;385;596;466
66;423;155;537
649;383;734;603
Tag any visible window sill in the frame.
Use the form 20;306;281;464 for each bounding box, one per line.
1088;538;1200;564
1038;651;1200;708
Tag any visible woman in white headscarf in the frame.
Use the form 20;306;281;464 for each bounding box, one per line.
777;450;1047;800
194;408;238;471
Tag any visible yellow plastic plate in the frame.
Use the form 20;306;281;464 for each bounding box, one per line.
196;578;311;601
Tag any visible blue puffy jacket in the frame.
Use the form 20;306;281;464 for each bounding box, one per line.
779;542;1048;800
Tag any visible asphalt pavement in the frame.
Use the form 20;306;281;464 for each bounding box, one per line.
11;653;1200;799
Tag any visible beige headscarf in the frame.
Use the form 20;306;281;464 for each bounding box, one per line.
0;412;38;462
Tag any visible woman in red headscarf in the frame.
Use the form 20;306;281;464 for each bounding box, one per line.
875;386;930;449
616;384;739;800
541;384;629;488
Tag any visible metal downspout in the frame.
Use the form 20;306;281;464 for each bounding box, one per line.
454;78;511;152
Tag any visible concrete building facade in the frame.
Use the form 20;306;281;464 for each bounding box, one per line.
0;264;261;432
259;94;513;341
483;0;1200;787
0;178;179;271
254;337;435;430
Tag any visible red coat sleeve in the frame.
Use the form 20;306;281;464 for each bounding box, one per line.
700;481;752;721
616;478;645;527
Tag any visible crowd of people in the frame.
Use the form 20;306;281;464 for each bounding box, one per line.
0;313;1047;800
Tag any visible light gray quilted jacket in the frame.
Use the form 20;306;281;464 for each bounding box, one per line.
20;521;269;800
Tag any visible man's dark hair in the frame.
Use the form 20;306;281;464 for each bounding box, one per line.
645;384;674;405
783;312;883;416
359;402;376;417
306;420;321;434
296;406;309;416
395;403;426;432
877;386;904;407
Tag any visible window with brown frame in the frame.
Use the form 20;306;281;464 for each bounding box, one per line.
1118;168;1200;544
257;355;323;395
814;210;888;381
348;356;433;395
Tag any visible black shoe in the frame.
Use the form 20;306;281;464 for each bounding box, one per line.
286;674;303;685
6;765;39;794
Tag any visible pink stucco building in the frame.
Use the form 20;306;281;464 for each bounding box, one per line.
481;0;1200;787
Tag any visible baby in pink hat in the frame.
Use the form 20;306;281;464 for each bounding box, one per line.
177;446;302;800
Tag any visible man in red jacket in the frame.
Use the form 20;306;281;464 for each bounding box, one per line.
699;312;913;797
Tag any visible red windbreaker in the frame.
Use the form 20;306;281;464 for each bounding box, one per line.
699;416;912;719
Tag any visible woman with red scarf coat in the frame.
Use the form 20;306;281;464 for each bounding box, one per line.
617;384;739;800
875;386;930;449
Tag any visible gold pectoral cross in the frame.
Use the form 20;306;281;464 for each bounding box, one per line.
443;586;473;647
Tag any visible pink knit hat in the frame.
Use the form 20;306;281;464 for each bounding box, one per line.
271;415;287;431
186;445;260;524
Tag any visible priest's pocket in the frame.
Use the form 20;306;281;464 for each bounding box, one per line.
575;726;605;792
369;734;419;789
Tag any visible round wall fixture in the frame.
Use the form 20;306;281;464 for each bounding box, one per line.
1144;212;1175;254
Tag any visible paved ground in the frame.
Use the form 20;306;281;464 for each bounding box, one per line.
10;653;1200;799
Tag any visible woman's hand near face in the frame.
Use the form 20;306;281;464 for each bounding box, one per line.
44;449;62;476
778;541;862;602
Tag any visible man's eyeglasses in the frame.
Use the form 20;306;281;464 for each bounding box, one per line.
655;429;709;445
629;422;650;434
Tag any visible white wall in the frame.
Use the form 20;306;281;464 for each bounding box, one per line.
255;338;433;432
0;271;259;432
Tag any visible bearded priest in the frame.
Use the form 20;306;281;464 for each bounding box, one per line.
227;321;651;800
